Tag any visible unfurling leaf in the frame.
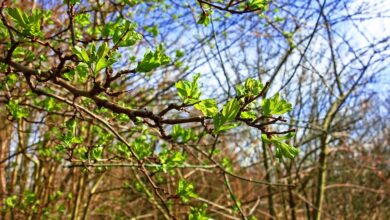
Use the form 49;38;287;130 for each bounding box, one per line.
177;179;198;203
136;44;170;73
175;73;201;104
261;93;292;116
222;98;240;121
72;46;90;63
194;98;218;117
171;125;198;143
262;133;299;159
197;12;210;26
6;99;28;119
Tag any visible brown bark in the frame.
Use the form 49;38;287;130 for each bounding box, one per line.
0;118;12;214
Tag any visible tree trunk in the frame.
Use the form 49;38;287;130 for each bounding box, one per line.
0;118;12;219
262;143;275;219
314;135;329;220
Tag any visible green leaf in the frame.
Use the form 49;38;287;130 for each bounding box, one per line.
6;73;18;86
175;73;201;104
158;149;187;172
236;78;263;98
5;195;17;208
241;111;256;120
118;113;130;123
213;108;240;133
74;146;87;160
275;141;299;159
197;13;210;26
236;84;245;97
43;97;57;111
91;146;103;160
63;71;74;81
96;42;108;60
244;78;263;96
56;144;66;152
261;93;292;116
117;143;130;158
271;132;296;142
145;25;159;37
107;20;142;47
190;73;201;99
23;190;37;205
61;119;84;148
222;157;233;173
72;46;90;63
132;137;152;159
171;125;198;143
72;43;116;77
218;122;239;133
213;113;225;133
6;8;44;37
6;99;28;119
189;204;211;220
74;13;90;26
248;0;268;10
262;134;299;159
75;62;89;83
7;8;27;25
194;98;218;117
177;179;198;203
175;80;192;101
94;54;109;74
222;98;240;121
136;44;170;73
175;50;184;58
65;119;77;135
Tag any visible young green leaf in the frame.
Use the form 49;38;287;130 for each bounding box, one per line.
43;97;57;111
248;0;268;10
107;20;142;47
194;98;218;117
75;62;89;83
197;13;210;26
177;179;198;203
189;204;211;220
72;46;90;63
244;78;263;96
175;73;202;104
5;195;17;208
171;125;198;143
75;146;88;160
222;157;234;173
158;149;187;173
241;111;256;121
145;25;159;37
117;143;131;158
136;44;170;73
6;100;28;119
262;134;299;159
132;137;152;159
6;8;44;37
65;119;77;135
213;113;225;133
261;93;292;116
91;146;103;160
218;122;239;133
176;80;192;101
7;8;27;26
222;98;240;121
95;43;110;73
213;99;241;133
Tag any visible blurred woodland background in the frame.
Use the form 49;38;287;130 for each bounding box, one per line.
0;0;389;219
